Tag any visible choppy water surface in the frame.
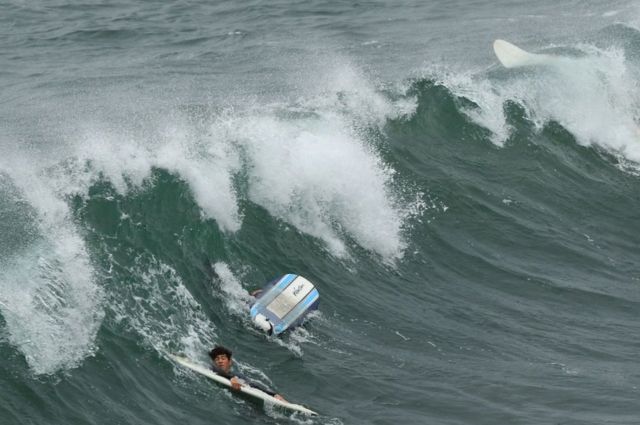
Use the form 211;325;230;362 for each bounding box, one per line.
1;1;640;424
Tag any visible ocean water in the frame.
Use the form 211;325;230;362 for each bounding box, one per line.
1;1;640;424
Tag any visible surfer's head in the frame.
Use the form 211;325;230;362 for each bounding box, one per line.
209;346;233;372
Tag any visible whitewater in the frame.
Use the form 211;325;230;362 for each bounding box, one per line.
1;1;639;424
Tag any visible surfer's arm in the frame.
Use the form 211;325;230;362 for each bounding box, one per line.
224;369;249;391
245;380;285;400
231;376;284;400
211;366;243;390
216;367;285;400
229;376;242;391
227;371;254;392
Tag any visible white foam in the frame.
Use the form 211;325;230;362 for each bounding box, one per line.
208;109;409;259
222;58;419;260
212;262;253;316
67;119;243;233
107;255;217;359
440;43;640;165
0;141;223;373
270;322;325;358
626;4;640;29
294;56;417;129
0;237;103;375
5;61;420;310
155;124;242;232
95;62;417;260
438;71;512;146
0;165;104;374
494;45;640;162
73;128;154;194
0;52;418;377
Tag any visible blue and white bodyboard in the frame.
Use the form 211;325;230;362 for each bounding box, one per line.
250;274;319;335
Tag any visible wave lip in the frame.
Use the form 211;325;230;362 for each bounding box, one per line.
434;37;640;167
232;113;406;259
0;164;105;375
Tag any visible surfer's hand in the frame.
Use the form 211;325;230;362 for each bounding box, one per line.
230;377;242;391
274;394;286;401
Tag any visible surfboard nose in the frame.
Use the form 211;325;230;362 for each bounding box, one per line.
493;39;552;69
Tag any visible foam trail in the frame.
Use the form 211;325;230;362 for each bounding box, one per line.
106;255;217;359
212;262;253;316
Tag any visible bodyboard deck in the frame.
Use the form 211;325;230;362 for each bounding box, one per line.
250;274;319;335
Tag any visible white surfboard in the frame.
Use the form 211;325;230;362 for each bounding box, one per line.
493;39;555;68
167;353;318;416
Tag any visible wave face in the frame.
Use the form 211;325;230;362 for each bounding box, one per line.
1;1;640;424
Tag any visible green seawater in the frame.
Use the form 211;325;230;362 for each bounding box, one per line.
1;1;640;424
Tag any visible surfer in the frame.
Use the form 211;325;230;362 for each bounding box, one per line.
209;346;285;401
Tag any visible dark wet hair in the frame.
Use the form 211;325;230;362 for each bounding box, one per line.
209;346;232;360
